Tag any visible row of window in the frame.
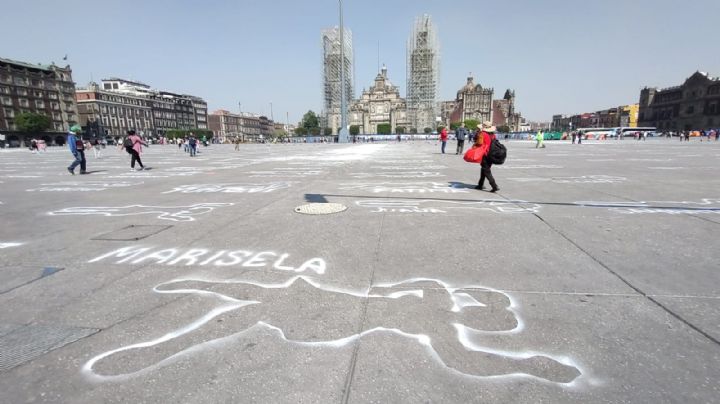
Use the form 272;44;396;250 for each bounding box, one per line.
97;94;149;107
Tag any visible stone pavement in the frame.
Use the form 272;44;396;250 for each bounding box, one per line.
0;139;718;403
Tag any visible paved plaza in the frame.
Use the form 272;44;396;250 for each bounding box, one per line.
0;139;719;403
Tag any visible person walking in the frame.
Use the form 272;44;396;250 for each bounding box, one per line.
124;130;147;171
577;131;582;144
188;135;197;157
439;127;449;154
455;123;468;155
474;122;499;192
535;130;546;148
91;137;102;158
66;125;87;175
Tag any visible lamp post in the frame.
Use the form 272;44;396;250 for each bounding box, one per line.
338;0;349;143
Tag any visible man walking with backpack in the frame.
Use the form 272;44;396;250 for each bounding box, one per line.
455;123;468;155
474;122;500;192
188;135;197;157
66;125;87;175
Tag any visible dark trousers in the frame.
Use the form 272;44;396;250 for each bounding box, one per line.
126;147;143;168
68;150;86;172
456;140;465;154
441;141;447;153
479;157;498;190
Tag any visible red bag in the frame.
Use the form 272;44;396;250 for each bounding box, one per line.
463;146;484;163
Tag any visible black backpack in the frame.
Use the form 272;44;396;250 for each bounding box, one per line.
123;137;134;148
488;139;507;165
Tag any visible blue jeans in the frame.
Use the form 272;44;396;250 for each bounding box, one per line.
68;151;85;172
441;141;447;153
190;145;196;156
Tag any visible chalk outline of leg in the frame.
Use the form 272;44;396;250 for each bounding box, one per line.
48;203;234;222
82;276;590;388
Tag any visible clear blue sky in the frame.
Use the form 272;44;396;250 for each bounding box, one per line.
1;0;718;123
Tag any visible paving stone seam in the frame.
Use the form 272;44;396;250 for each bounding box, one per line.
341;213;386;404
521;204;720;348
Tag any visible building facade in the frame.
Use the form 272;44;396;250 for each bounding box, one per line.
208;110;274;142
447;76;493;125
639;71;720;131
75;78;208;138
76;82;153;138
322;27;354;135
492;90;522;131
0;57;78;136
349;66;410;134
552;104;638;131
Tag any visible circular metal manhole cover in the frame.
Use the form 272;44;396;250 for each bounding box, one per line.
294;203;348;215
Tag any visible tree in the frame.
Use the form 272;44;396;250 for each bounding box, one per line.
377;123;391;134
395;126;406;134
294;127;308;136
165;129;213;139
301;110;320;131
464;119;480;132
497;125;511;133
274;128;288;138
323;127;332;136
437;126;445;133
450;122;461;130
309;126;321;136
423;127;433;134
410;128;417;134
15;112;52;133
349;125;360;136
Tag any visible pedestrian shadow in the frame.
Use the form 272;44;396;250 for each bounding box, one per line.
447;181;475;189
80;170;108;175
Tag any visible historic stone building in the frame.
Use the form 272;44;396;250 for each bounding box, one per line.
349;65;410;134
76;78;208;138
492;90;522;131
445;76;493;125
0;57;78;138
639;71;720;131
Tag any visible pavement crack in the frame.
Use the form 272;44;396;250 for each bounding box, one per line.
341;213;385;404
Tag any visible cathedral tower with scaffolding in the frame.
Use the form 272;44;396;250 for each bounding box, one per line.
321;27;354;135
407;15;440;132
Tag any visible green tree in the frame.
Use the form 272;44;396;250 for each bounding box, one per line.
323;127;332;136
450;122;461;130
274;128;288;138
497;125;511;133
395;126;406;134
423;127;433;134
294;127;308;136
463;119;480;132
15;112;52;133
410;128;417;134
301;110;320;131
309;126;321;136
376;123;391;134
437;126;446;132
349;125;360;136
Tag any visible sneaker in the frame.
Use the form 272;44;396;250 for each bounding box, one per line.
80;171;88;175
137;167;144;171
474;185;484;190
490;188;499;193
67;168;75;175
130;168;136;171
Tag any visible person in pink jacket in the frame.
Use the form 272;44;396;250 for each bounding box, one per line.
123;130;148;171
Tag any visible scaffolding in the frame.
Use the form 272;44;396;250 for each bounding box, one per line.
321;27;354;135
407;15;440;132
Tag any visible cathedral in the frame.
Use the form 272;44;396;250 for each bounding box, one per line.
349;65;411;134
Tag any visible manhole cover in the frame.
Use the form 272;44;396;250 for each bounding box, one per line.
0;324;98;372
294;203;347;215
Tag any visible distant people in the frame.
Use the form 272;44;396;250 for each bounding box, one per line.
455;123;468;155
202;134;208;147
124;130;148;171
37;138;46;152
66;125;87;175
474;122;499;192
685;131;690;142
30;138;38;153
577;131;582;144
535;130;545;148
439;127;448;154
91;137;102;158
571;131;577;144
234;137;241;151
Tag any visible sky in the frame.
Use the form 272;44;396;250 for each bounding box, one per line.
1;0;719;123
